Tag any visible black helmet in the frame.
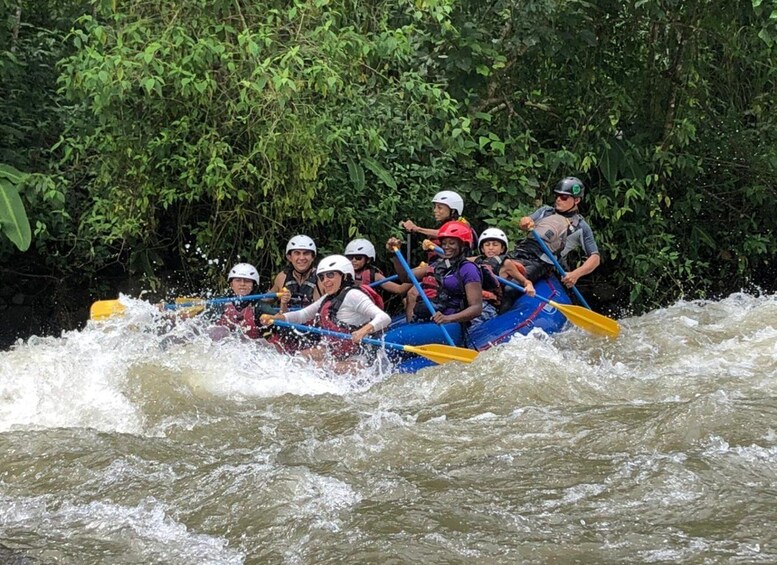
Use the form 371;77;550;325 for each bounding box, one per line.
554;177;585;199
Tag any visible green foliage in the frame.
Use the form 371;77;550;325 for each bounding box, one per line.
1;0;776;315
0;1;82;263
0;164;31;250
54;0;468;288
409;0;777;309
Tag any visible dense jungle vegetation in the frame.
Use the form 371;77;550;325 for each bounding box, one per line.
1;0;776;326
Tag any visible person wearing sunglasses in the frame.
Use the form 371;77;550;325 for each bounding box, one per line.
504;177;600;298
344;238;411;297
261;254;391;364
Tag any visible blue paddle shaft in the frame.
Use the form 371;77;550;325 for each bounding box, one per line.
368;274;398;287
531;229;592;310
495;275;558;306
393;248;455;346
166;278;394;312
164;292;277;310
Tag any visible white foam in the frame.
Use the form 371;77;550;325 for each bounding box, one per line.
0;494;244;564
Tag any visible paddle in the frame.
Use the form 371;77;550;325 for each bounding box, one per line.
531;229;592;310
495;275;619;338
269;319;477;365
424;243;618;338
163;292;277;309
406;230;412;267
89;300;127;321
368;274;398;288
90;292;278;321
392;247;456;346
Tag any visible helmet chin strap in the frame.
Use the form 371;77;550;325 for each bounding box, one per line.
555;204;579;216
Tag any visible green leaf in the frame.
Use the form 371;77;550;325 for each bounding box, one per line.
599;143;620;186
362;156;397;189
0;179;32;251
346;157;365;191
0;164;27;184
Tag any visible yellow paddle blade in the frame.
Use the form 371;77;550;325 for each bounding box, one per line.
404;343;479;364
173;297;205;317
89;300;126;321
549;300;620;339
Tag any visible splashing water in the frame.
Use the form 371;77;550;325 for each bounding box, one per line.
1;293;776;563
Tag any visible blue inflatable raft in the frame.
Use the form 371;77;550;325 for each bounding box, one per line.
383;274;573;373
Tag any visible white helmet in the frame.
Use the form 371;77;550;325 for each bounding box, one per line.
286;235;317;256
432;190;464;215
478;228;509;250
316;254;355;279
227;262;260;284
344;238;376;261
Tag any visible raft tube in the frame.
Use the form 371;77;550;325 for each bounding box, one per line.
383;274;573;373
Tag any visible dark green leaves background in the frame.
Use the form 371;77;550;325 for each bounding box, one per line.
2;0;776;313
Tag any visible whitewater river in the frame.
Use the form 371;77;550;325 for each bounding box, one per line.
1;293;776;564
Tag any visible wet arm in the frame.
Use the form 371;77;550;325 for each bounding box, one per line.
562;253;600;286
348;292;391;332
374;273;412;295
402;219;439;239
282;295;325;325
434;282;483;325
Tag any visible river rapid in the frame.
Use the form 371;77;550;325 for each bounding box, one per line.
1;293;776;564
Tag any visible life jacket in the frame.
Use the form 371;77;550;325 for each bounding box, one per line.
534;211;583;254
316;285;384;358
534;214;573;253
216;302;261;339
416;257;475;316
282;265;317;307
474;256;503;306
354;265;382;287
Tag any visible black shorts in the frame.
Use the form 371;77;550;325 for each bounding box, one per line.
506;242;552;282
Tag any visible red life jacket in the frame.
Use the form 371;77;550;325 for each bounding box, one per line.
216;303;261;339
316;285;383;359
354;265;382;287
419;265;440;300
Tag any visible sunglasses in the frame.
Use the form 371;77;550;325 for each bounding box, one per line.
556;194;572;201
316;271;339;281
346;255;367;261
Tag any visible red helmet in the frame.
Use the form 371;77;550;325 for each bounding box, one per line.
437;221;474;247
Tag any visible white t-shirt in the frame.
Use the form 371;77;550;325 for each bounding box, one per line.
283;288;391;332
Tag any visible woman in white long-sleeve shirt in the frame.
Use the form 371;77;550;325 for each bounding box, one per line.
262;254;391;361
